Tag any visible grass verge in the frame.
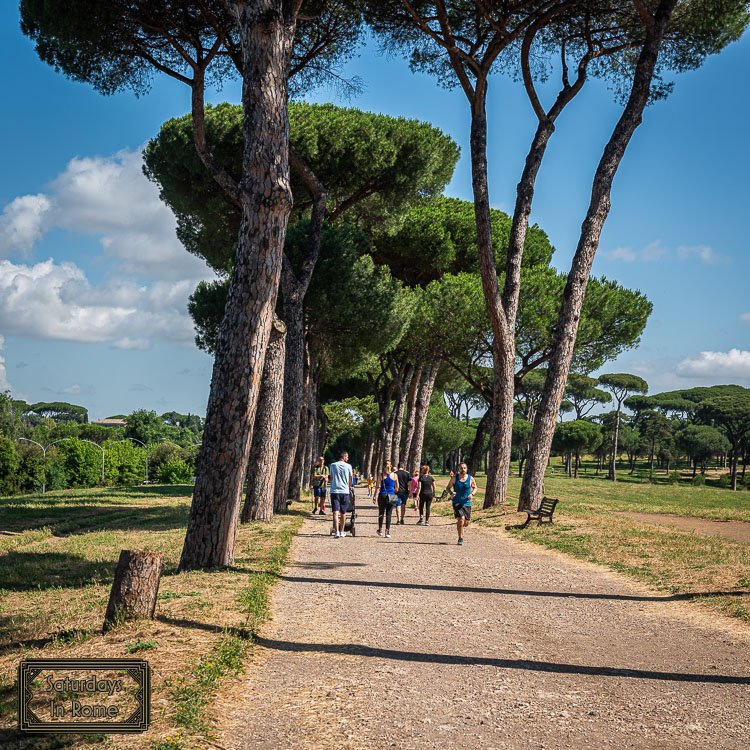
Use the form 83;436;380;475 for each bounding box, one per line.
0;485;304;749
431;471;750;624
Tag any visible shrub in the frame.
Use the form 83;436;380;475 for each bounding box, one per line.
157;459;193;484
0;436;20;495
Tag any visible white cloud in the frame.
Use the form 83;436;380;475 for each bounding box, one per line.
0;194;53;254
740;312;750;323
601;241;725;265
0;149;210;280
676;349;750;380
0;259;196;349
0;336;9;391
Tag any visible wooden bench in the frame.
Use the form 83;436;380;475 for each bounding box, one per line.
507;497;559;530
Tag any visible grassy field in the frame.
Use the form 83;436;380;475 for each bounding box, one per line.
0;485;304;750
432;467;750;623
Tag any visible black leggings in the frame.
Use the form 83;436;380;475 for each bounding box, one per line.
377;494;394;530
419;494;433;521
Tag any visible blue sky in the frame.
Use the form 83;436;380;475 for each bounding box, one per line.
0;5;748;420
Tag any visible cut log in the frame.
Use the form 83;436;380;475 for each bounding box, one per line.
103;550;163;632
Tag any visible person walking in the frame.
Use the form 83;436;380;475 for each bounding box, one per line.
409;471;419;510
329;450;353;538
375;462;399;538
310;456;329;515
416;465;436;526
366;475;374;498
395;464;411;525
445;462;476;545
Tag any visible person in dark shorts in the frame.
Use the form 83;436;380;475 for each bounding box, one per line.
445;462;476;545
311;455;329;515
375;462;399;538
416;464;436;525
395;464;411;524
329;450;353;538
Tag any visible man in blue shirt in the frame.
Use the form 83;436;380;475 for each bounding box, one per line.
329;450;354;538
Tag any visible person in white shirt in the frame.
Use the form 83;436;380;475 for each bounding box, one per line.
329;450;353;538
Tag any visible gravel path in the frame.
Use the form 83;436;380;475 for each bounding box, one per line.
221;488;750;749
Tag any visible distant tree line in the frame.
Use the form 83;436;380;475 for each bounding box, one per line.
0;397;203;495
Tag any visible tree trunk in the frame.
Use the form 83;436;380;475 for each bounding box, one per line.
103;550;163;632
242;318;287;523
287;358;313;503
518;0;676;512
468;409;490;476
408;363;439;471
390;365;413;467
401;364;422;471
273;283;305;508
180;8;294;570
609;407;621;482
363;439;374;479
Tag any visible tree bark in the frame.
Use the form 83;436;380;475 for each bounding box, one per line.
519;0;677;512
390;365;413;467
242;318;287;523
103;550;163;632
180;5;294;570
609;407;621;481
287;360;312;504
407;363;439;472
468;409;490;476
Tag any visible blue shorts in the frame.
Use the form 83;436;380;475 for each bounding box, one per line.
331;493;350;513
313;486;327;498
396;492;408;507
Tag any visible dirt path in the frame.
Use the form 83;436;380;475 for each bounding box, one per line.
221;489;750;749
620;512;750;544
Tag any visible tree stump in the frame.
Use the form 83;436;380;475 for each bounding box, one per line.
103;550;163;632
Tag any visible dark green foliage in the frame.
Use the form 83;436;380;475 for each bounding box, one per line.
0;436;20;495
676;424;731;471
23;401;88;424
125;409;165;445
372;197;553;285
144;102;459;273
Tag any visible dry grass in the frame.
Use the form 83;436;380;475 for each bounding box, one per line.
431;469;750;624
0;485;304;749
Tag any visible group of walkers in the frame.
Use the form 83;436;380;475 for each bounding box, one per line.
311;451;477;545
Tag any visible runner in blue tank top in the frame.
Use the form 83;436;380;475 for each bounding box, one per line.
445;463;477;546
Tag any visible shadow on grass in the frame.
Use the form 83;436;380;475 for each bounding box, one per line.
280;575;750;603
0;503;189;536
255;637;750;685
0;551;117;592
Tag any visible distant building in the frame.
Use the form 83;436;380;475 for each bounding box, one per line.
93;418;128;428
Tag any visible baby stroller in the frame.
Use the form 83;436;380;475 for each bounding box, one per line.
330;491;357;537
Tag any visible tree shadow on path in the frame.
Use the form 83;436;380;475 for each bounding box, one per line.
255;637;750;685
280;575;750;603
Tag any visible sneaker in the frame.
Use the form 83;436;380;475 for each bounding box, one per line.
385;532;391;538
416;518;423;525
377;528;382;536
457;538;463;545
424;521;430;526
399;519;405;525
334;532;341;538
341;531;347;538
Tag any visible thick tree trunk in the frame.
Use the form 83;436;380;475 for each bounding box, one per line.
519;0;676;512
180;8;294;570
468;409;490;476
242;318;287;522
408;363;439;471
103;550;163;632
